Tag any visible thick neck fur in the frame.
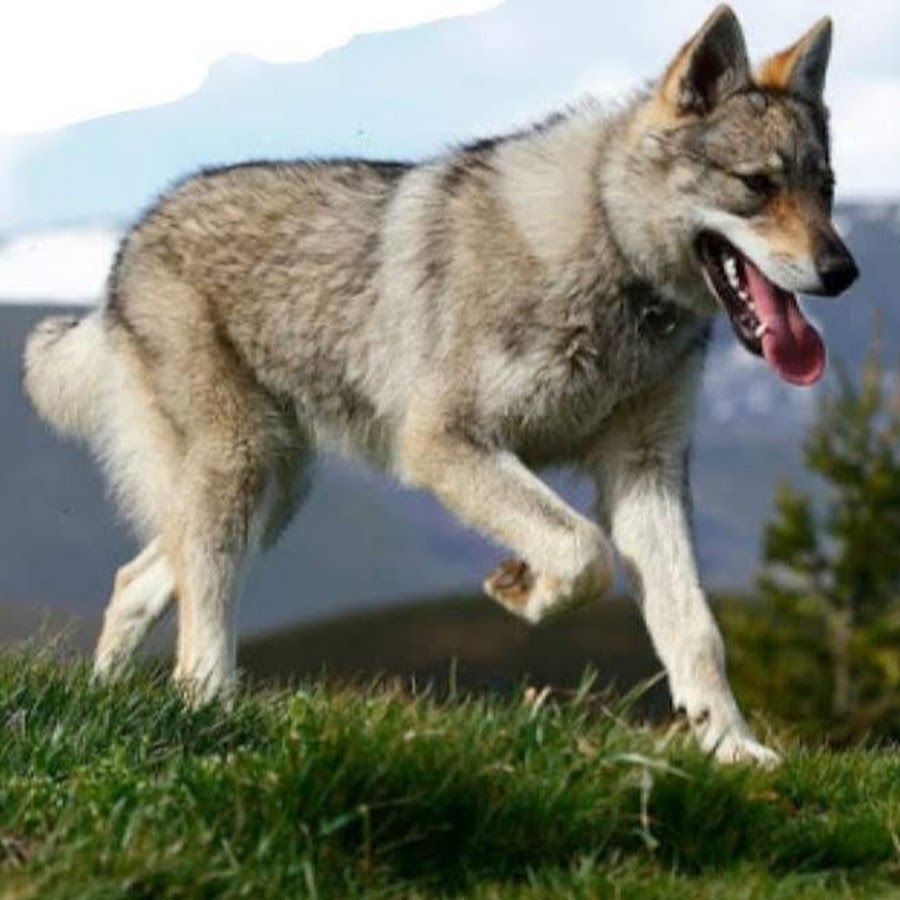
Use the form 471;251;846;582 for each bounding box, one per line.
489;103;634;288
482;96;714;319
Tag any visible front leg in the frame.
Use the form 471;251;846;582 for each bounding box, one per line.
398;419;614;623
592;358;779;765
597;448;778;765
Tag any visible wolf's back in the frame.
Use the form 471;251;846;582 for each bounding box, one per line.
23;312;107;441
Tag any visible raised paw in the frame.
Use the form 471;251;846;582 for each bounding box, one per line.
483;556;607;625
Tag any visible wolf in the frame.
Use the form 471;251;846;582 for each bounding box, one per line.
23;6;857;763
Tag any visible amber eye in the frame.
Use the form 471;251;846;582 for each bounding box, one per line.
738;172;778;196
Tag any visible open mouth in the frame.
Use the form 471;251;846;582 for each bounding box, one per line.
695;232;825;386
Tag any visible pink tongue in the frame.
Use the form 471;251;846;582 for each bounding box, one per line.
742;259;825;386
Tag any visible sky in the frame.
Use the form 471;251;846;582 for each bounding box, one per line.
0;1;502;135
0;0;898;302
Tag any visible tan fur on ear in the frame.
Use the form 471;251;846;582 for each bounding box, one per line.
757;17;832;99
660;5;751;115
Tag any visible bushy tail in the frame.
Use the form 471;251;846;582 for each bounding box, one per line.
23;312;107;441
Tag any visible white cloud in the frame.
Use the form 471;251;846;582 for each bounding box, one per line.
0;227;119;303
0;1;500;135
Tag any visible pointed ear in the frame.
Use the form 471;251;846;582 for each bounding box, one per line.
757;18;832;101
659;5;751;116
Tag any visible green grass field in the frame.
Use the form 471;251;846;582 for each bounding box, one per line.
0;652;898;899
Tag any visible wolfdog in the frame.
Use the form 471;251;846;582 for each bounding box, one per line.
24;6;857;763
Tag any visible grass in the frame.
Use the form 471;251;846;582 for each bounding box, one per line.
0;654;898;898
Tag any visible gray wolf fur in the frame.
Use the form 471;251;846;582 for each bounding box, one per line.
24;6;858;764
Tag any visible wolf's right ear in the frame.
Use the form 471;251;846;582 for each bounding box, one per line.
659;5;751;116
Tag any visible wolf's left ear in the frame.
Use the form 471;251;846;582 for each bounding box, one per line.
757;18;832;101
660;5;751;116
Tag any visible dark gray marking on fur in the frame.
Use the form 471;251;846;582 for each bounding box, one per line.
459;135;503;155
196;157;412;185
441;149;496;196
458;110;567;157
621;280;700;342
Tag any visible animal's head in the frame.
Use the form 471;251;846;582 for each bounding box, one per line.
605;5;858;386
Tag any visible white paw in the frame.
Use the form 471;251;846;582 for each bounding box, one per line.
673;684;780;768
174;666;236;710
711;732;781;768
92;653;120;684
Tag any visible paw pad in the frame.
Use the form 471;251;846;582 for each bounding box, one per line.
486;558;534;607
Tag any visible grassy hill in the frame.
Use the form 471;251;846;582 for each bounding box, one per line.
0;653;897;898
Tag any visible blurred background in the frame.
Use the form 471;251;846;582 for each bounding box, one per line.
1;0;898;740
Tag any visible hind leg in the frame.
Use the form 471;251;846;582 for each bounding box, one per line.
166;392;308;704
168;438;280;704
89;326;184;680
103;273;306;702
94;539;175;679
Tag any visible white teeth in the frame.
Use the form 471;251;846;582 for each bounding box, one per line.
738;288;750;302
724;255;740;289
754;323;768;338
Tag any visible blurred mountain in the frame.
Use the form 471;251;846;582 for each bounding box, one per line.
0;203;896;638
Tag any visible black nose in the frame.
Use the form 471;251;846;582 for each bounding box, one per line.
817;248;859;297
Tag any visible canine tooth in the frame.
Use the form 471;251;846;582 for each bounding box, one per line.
754;323;768;338
724;256;739;287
